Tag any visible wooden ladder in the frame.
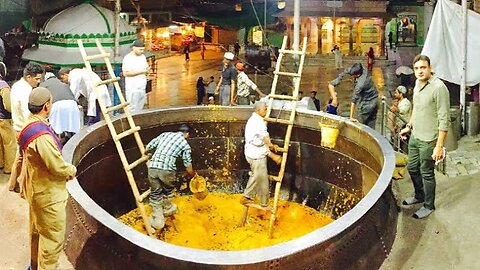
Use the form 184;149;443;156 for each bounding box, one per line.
77;39;155;236
241;36;308;238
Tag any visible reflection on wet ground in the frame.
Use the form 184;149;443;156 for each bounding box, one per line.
149;49;400;121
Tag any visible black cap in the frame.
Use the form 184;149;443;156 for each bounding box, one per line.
132;39;145;48
179;124;191;133
346;63;363;76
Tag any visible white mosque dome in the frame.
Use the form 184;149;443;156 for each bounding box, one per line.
44;2;134;36
23;2;138;66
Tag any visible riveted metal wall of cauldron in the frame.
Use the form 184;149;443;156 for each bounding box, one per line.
63;106;397;270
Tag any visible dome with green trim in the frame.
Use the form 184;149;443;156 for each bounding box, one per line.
44;2;134;36
23;2;137;67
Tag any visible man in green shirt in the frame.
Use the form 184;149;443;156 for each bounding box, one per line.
400;55;450;219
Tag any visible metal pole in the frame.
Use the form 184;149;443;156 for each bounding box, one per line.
114;0;121;58
293;0;300;52
113;0;122;110
292;0;300;88
381;98;386;136
461;0;467;131
264;0;267;46
333;0;336;45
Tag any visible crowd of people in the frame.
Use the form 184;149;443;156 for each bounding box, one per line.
194;51;328;113
1;62;77;270
0;30;453;269
0;39;152;269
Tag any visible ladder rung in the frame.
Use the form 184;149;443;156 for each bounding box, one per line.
127;155;150;171
106;102;129;113
244;203;272;212
264;117;294;125
278;49;304;55
85;52;111;61
269;94;297;101
269;175;281;182
114;126;141;141
96;77;121;86
138;189;151;202
274;71;301;77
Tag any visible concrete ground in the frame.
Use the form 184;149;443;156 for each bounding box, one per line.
381;134;480;270
382;171;480;269
1;47;479;269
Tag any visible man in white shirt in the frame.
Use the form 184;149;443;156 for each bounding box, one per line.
40;72;81;144
331;44;343;70
59;67;112;126
122;39;149;113
241;101;281;208
11;62;44;133
206;76;216;100
8;61;44;191
296;91;310;111
390;85;411;131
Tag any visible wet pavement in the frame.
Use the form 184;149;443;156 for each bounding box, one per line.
148;46;400;120
1;46;479;269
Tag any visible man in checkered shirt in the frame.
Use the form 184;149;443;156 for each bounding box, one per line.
145;124;196;230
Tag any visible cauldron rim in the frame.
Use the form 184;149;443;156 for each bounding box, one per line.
64;106;396;265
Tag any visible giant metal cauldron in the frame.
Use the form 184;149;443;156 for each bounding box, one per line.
63;106;397;270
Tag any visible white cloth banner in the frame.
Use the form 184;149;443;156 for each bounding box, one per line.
421;0;480;86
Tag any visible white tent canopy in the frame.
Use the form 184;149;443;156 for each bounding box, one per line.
422;0;480;86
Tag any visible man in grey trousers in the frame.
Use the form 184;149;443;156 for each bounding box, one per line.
215;52;237;106
241;101;281;208
328;63;379;129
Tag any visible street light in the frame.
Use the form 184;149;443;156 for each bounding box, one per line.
235;3;242;12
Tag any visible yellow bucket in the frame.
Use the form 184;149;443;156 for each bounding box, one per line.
319;124;340;149
189;174;208;200
395;152;408;167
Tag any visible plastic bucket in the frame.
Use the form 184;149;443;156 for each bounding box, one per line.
320;124;340;149
189;175;208;200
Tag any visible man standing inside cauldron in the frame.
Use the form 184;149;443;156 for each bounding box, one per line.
145;124;196;230
328;63;378;129
215;52;237;106
241;101;282;209
399;55;449;219
18;87;77;270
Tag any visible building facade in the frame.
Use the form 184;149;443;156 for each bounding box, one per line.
275;0;390;56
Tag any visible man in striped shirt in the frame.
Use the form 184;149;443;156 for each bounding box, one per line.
235;62;265;105
145;124;195;230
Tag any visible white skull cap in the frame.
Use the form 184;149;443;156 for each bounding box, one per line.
224;52;234;60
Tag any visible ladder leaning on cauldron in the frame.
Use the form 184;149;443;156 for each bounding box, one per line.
77;39;156;236
238;36;308;238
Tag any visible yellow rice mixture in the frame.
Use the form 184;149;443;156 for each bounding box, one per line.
118;193;333;250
